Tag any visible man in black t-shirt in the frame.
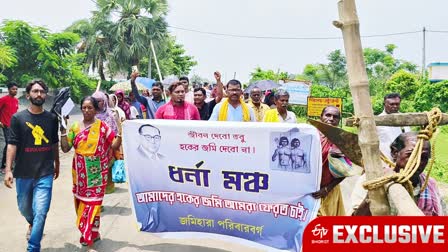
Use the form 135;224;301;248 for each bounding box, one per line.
3;80;59;252
193;71;224;120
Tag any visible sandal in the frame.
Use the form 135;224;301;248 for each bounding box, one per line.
80;235;101;246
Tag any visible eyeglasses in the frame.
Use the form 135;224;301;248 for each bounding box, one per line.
141;134;161;141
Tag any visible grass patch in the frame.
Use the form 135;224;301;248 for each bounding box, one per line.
300;118;448;183
430;127;448;183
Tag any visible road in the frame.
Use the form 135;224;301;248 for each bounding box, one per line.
0;113;266;252
0;112;444;252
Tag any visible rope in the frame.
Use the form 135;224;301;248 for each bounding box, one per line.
420;128;439;193
362;108;443;194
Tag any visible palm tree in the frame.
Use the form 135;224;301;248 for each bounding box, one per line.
66;19;113;80
94;0;168;75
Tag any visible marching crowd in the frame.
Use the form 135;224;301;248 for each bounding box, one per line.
0;72;444;252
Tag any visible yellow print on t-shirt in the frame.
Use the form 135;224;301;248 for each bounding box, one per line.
26;122;49;145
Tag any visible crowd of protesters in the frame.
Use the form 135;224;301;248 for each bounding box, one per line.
0;71;444;252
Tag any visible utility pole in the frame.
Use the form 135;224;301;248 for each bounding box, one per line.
422;27;426;77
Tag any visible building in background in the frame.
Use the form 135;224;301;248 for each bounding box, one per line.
428;62;448;83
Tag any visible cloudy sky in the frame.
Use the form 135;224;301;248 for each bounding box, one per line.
1;0;448;82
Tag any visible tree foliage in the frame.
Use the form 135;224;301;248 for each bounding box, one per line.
93;0;169;73
66;0;196;81
0;20;95;101
249;67;288;82
414;80;448;112
140;35;196;78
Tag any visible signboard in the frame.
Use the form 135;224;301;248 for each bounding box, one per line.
307;97;343;117
123;120;322;251
281;81;311;105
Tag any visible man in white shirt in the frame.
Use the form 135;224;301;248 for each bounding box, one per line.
376;93;411;160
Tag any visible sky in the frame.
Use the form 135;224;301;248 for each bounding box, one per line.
1;0;448;83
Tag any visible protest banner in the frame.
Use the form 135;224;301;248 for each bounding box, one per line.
281;81;311;105
122;120;322;251
307;97;343;117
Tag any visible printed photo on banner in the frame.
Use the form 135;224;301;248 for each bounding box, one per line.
136;123;165;160
270;128;312;173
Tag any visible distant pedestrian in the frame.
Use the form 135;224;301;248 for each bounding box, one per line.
3;80;60;252
247;86;270;122
0;82;19;173
193;71;224;120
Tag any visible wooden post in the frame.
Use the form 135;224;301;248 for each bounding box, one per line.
335;0;389;215
345;112;448;127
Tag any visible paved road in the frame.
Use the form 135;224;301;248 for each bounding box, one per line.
0;114;268;252
4;111;442;251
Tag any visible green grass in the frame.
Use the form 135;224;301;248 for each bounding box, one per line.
300;118;448;183
431;127;448;184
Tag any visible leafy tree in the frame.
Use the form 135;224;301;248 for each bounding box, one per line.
385;70;421;101
414;80;448;112
136;35;196;79
249;67;288;82
0;44;17;82
0;20;95;101
300;50;347;89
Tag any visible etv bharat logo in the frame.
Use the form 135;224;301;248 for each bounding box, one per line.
312;224;329;239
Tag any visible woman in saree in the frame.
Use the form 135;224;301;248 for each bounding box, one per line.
60;96;121;251
92;91;119;194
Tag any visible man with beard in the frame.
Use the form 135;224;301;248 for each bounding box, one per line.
377;93;411;160
155;82;200;120
263;90;297;123
194;71;224;120
209;79;256;122
3;80;59;251
247;87;270;122
131;72;166;119
0;82;19;174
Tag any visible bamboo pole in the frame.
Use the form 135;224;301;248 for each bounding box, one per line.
335;0;389;215
387;183;424;216
346;112;448;127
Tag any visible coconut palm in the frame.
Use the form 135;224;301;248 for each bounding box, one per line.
66;19;113;80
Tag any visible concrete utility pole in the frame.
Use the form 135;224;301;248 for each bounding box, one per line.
422;27;426;76
334;0;390;215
